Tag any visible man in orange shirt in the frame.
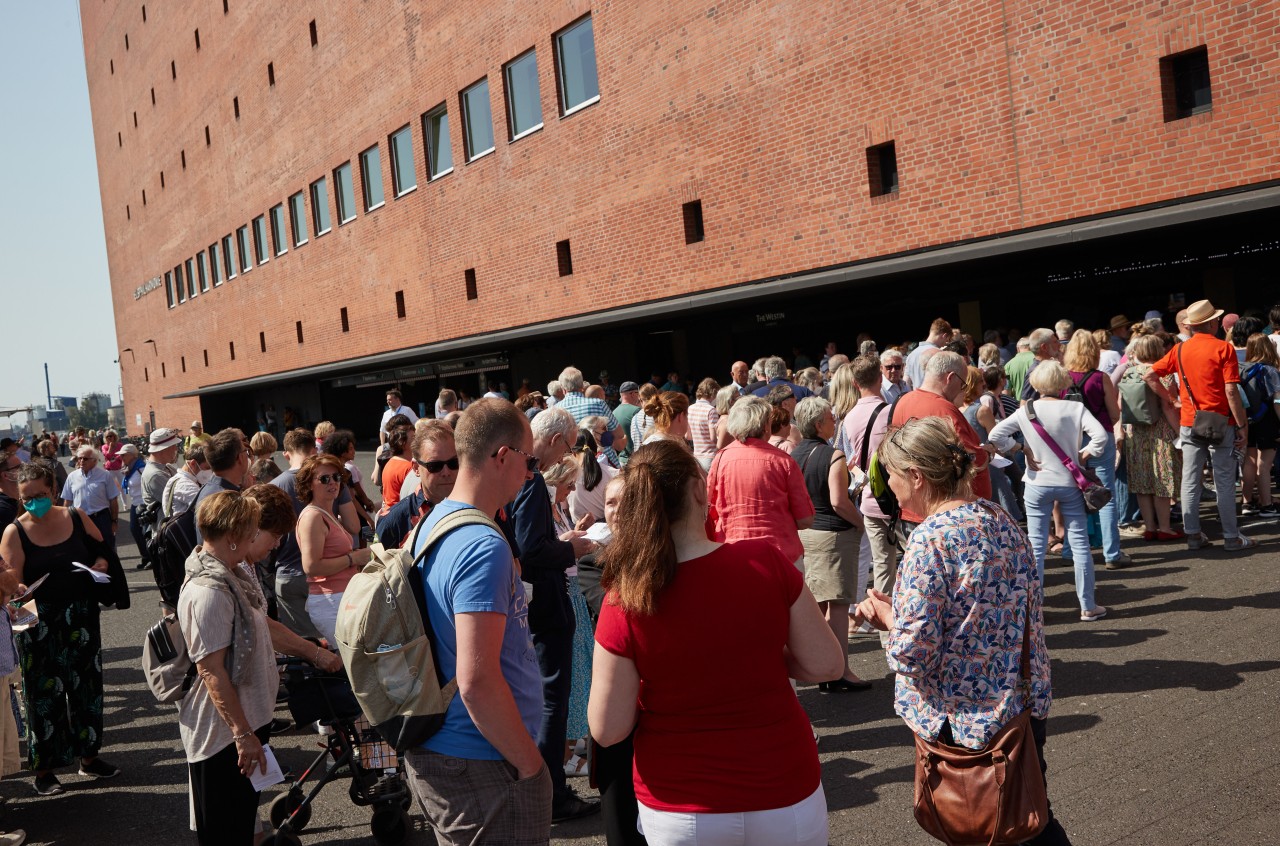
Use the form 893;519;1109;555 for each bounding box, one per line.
1145;299;1255;552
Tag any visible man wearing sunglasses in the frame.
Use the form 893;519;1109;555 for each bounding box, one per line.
0;452;22;531
375;421;459;551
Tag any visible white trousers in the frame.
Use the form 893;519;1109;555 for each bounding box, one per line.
637;784;828;846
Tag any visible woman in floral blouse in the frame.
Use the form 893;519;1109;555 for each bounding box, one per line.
854;417;1072;845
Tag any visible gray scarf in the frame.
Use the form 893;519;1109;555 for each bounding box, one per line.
183;548;263;687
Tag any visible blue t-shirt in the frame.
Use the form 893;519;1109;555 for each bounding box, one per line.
414;499;543;759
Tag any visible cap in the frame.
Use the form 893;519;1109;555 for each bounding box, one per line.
619;381;640;394
190;420;203;429
1143;310;1163;321
148;427;182;453
1222;313;1239;332
120;443;139;456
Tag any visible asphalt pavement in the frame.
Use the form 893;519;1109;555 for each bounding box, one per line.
4;486;1278;846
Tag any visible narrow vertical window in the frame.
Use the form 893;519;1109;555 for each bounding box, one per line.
296;321;304;343
334;163;356;223
151;87;155;105
461;79;495;161
233;96;239;119
267;62;275;86
181;356;186;373
164;271;175;308
867;141;898;197
309;20;318;47
142;5;146;22
556;16;599;115
133;111;138;127
185;258;197;298
423;106;453;179
682;200;704;244
197;250;209;292
269;204;288;255
395;290;406;318
230;341;236;360
205;125;211;146
181;149;186;169
310;176;331;235
359;145;385;210
161;362;166;378
253;215;269;264
126;204;131;219
145;367;149;382
118;132;122;148
504;50;543;139
194;28;200;50
236;225;251;272
171;60;176;80
289;192;308;246
223;234;238;279
465;268;478;300
259;332;266;353
340;307;350;333
141;188;146;206
556;240;573;276
209;241;223;286
174;264;185;302
204;349;209;366
389;126;417;196
160;171;165;188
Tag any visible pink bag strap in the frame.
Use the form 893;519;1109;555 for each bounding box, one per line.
1024;401;1091;494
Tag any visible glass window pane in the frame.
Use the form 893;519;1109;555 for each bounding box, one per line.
223;234;237;278
197;250;210;291
253;215;268;264
360;146;384;210
557;17;599;112
425;108;452;178
165;271;175;308
236;226;251;271
289;192;307;246
209;242;222;286
335;163;356;223
174;264;185;302
462;80;494;160
390;127;416;195
270;204;288;255
185;258;197;297
505;51;543;138
311;177;331;233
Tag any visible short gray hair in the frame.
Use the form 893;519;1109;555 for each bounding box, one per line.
764;356;788;381
1028;328;1057;356
751;357;768;380
714;384;739;416
558;366;584;393
75;444;98;459
792;397;831;439
880;349;904;365
1054;319;1074;340
546;380;563;397
1016;336;1031;351
925;350;968;380
530;406;577;442
727;396;771;442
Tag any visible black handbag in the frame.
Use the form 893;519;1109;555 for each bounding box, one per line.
1176;343;1232;446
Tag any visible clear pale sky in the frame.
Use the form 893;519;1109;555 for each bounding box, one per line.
0;4;119;423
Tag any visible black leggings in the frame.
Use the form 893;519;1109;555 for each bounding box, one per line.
938;717;1072;846
189;724;272;845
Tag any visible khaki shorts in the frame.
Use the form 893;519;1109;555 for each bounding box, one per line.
799;527;859;603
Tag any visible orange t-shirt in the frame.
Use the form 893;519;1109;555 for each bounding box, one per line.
379;456;414;514
1150;333;1240;428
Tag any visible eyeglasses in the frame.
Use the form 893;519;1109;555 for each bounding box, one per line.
493;445;540;473
884;364;904;371
415;456;460;474
316;473;343;485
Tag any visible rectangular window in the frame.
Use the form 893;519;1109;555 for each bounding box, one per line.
556;239;573;276
296;321;304;343
270;204;288;256
867;141;898;197
423;106;453;179
230;341;236;360
504;50;543;140
222;234;237;279
174;264;186;302
461;79;495;161
389;126;417;196
164;271;175;308
334;162;356;223
289;192;308;246
310;177;331;235
236;225;252;272
252;215;269;264
465;268;478;300
359;145;385;210
556;16;599;115
395;290;406;319
1161;46;1212;121
209;242;223;286
259;331;266;353
197;250;210;292
682;200;704;244
185;258;197;298
340;306;349;333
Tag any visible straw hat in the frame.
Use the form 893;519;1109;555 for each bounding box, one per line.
1184;299;1225;326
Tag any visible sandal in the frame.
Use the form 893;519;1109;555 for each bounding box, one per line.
1047;534;1063;555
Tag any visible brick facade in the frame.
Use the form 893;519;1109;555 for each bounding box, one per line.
82;0;1280;428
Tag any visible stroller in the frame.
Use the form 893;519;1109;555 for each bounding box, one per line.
262;658;413;846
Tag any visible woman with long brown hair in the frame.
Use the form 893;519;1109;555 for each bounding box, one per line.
1241;333;1280;517
589;440;844;845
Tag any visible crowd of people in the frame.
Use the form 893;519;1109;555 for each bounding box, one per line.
0;296;1274;846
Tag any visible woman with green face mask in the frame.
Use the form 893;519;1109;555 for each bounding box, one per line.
0;461;121;797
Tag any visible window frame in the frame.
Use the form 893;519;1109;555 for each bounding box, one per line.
269;203;288;256
222;234;237;279
236;226;252;274
461;78;496;162
252;215;269;265
334;162;357;224
164;271;175;308
197;249;210;292
185;258;197;298
359;145;385;212
555;15;600;117
389;125;417;197
288;192;308;247
209;241;223;286
423;105;454;180
310;176;332;236
174;263;186;303
503;49;544;141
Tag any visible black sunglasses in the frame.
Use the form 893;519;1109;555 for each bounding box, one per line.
316;473;344;485
492;445;539;473
415;456;460;474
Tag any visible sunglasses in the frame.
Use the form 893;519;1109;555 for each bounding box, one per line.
493;445;540;473
415;456;460;474
884;364;904;371
316;473;344;485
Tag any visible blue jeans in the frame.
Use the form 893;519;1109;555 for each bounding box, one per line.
1025;484;1097;612
533;622;575;805
1085;433;1122;562
989;466;1024;521
1112;454;1143;525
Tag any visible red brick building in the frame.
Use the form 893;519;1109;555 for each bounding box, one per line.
83;0;1280;435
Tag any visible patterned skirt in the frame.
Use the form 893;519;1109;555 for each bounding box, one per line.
566;581;594;741
1124;421;1182;499
18;599;104;770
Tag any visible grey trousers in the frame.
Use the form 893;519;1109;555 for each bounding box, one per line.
1179;426;1240;539
863;515;900;596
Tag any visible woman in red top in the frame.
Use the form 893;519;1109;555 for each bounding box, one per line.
590;440;844;846
377;426;415;515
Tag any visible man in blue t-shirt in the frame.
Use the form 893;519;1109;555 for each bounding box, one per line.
405;399;551;845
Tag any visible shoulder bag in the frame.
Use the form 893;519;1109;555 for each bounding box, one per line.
912;587;1048;845
1176;342;1232;446
1024;401;1112;513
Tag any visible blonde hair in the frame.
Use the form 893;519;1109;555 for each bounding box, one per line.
249;431;277;458
1130;335;1164;365
962;366;985;405
827;362;858;419
542;457;577;488
1028;360;1072;396
1063;329;1101;372
196;490;261;544
314;421;336;442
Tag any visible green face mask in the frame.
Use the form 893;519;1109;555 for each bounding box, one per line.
22;497;53;519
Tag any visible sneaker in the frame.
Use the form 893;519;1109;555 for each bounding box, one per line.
1224;534;1258;552
1257;505;1279;519
1080;606;1108;622
1242;502;1259;516
77;758;120;779
1105;552;1133;570
33;773;63;796
1187;532;1212;550
552;793;601;823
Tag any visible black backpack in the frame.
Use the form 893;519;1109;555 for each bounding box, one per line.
146;490;198;607
1062;370;1094;404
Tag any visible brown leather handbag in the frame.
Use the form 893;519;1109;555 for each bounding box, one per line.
912;594;1049;845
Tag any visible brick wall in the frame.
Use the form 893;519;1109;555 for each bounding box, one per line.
81;0;1280;428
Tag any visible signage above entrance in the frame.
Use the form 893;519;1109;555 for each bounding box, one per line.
325;352;508;388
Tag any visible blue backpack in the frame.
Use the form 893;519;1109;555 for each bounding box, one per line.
1241;363;1271;423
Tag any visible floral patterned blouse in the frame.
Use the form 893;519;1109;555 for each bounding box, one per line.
887;499;1052;750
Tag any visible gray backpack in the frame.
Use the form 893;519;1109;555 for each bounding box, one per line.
334;508;499;753
1118;367;1157;425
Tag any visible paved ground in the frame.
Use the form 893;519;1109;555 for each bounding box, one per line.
4;487;1278;845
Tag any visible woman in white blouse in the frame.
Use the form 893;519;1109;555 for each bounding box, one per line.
989;361;1109;622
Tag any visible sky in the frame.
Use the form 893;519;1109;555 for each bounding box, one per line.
0;4;119;423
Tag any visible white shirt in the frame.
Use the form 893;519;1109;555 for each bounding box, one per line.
989;400;1107;489
1098;350;1122;376
162;468;203;518
380;404;419;434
